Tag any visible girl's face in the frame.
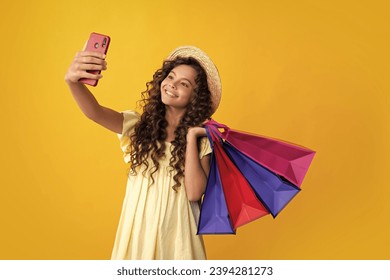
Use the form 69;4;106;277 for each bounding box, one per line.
160;64;197;110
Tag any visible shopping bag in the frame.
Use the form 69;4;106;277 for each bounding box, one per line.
222;140;301;217
197;152;235;234
205;120;315;187
211;131;269;229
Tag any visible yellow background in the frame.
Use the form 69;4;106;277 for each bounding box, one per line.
1;0;389;259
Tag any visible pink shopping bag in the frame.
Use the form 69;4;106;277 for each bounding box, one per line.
205;120;316;187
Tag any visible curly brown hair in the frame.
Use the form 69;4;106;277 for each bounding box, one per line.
128;57;213;191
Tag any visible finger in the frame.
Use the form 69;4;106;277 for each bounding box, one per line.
75;55;107;65
78;63;107;71
78;71;103;80
76;50;106;59
84;50;106;59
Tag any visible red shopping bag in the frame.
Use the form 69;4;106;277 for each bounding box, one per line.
212;133;269;229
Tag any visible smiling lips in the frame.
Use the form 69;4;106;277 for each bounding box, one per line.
164;88;178;98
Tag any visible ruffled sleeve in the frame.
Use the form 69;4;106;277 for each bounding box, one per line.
198;136;212;159
117;110;140;163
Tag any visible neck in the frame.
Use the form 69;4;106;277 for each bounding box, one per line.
165;107;186;127
164;107;186;142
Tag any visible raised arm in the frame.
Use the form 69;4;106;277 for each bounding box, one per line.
64;50;123;134
184;127;211;202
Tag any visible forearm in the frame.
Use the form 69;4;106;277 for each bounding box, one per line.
66;81;103;120
64;50;123;133
65;81;123;133
184;132;208;202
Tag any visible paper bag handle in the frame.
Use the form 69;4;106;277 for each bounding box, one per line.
204;119;230;139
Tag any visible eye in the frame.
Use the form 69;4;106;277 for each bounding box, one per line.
167;75;174;80
181;82;189;88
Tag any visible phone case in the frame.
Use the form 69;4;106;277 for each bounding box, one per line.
79;32;110;87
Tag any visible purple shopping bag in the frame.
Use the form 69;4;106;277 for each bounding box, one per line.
205;120;315;187
197;151;235;234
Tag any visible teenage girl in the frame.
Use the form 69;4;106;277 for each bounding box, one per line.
64;45;221;260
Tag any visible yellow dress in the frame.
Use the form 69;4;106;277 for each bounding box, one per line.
111;110;211;260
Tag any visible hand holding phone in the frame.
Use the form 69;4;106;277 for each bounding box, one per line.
79;32;110;87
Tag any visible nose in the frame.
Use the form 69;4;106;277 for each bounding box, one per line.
168;82;176;89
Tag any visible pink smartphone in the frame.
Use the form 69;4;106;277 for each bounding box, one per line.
79;32;110;87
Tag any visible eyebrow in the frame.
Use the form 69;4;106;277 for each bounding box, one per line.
170;70;194;86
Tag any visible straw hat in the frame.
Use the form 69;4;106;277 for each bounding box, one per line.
167;46;222;114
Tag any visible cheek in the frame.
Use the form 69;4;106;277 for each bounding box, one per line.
160;80;167;89
184;90;195;102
